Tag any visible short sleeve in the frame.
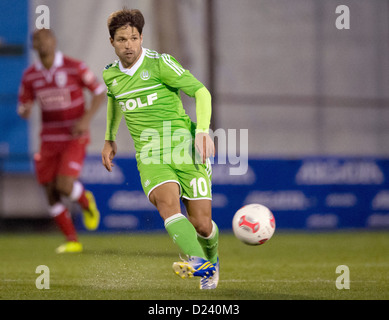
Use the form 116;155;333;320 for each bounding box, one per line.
78;62;105;95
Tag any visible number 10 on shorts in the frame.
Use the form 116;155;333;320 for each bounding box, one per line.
190;177;209;198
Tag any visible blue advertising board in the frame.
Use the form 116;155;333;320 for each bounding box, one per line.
78;156;389;232
0;0;30;172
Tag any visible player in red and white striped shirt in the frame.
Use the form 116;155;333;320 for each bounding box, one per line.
18;29;105;253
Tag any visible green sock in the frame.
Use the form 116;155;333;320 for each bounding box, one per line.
197;221;219;264
164;213;206;259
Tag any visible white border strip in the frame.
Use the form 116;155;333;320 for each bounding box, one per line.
181;196;212;201
115;83;162;99
164;213;186;228
147;180;182;200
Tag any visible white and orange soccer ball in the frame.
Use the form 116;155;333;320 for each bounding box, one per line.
232;203;276;245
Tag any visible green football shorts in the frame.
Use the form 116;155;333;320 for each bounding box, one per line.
137;158;212;201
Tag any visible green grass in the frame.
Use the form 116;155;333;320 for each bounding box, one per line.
0;231;388;300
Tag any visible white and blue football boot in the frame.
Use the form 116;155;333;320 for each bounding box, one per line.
200;258;219;290
172;256;216;288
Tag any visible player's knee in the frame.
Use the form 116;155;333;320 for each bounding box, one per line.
152;196;180;219
44;182;61;205
155;198;178;213
54;178;73;196
194;219;213;238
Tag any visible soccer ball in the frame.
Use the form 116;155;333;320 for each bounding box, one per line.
232;203;276;245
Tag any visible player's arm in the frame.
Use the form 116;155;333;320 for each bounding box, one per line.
73;64;106;137
194;86;215;164
159;54;215;163
17;74;34;119
17;101;34;119
72;89;105;137
102;95;121;172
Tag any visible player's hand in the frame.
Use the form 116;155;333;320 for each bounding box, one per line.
72;116;89;137
17;103;33;119
102;140;117;172
195;132;215;164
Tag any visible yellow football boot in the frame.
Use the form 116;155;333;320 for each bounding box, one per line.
82;191;100;231
55;241;83;254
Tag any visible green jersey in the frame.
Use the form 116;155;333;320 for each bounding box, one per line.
103;48;204;163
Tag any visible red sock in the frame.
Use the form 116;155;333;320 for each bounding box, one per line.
52;206;78;242
70;181;89;210
77;190;89;210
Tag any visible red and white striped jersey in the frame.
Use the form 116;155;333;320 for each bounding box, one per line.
18;51;105;142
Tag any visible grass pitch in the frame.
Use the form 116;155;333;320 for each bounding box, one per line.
0;231;388;300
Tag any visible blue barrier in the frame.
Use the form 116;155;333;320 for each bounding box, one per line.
0;0;29;173
78;156;389;231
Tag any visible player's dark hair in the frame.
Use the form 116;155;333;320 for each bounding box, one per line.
107;8;145;38
32;28;55;40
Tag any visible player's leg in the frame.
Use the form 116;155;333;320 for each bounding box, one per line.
45;182;78;243
149;183;215;279
183;198;219;289
177;160;219;288
56;138;100;230
55;175;100;231
140;162;215;281
139;161;206;259
35;148;81;253
149;182;205;259
55;175;88;208
178;158;219;264
183;199;219;265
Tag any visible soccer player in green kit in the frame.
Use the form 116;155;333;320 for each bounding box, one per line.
101;8;219;289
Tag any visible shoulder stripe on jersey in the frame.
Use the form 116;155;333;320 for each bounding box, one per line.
162;54;185;75
168;55;185;73
146;49;159;55
115;83;162;99
161;54;185;76
145;53;160;59
146;55;159;59
145;50;160;59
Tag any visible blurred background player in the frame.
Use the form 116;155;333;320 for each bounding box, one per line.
101;9;219;289
17;29;105;253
